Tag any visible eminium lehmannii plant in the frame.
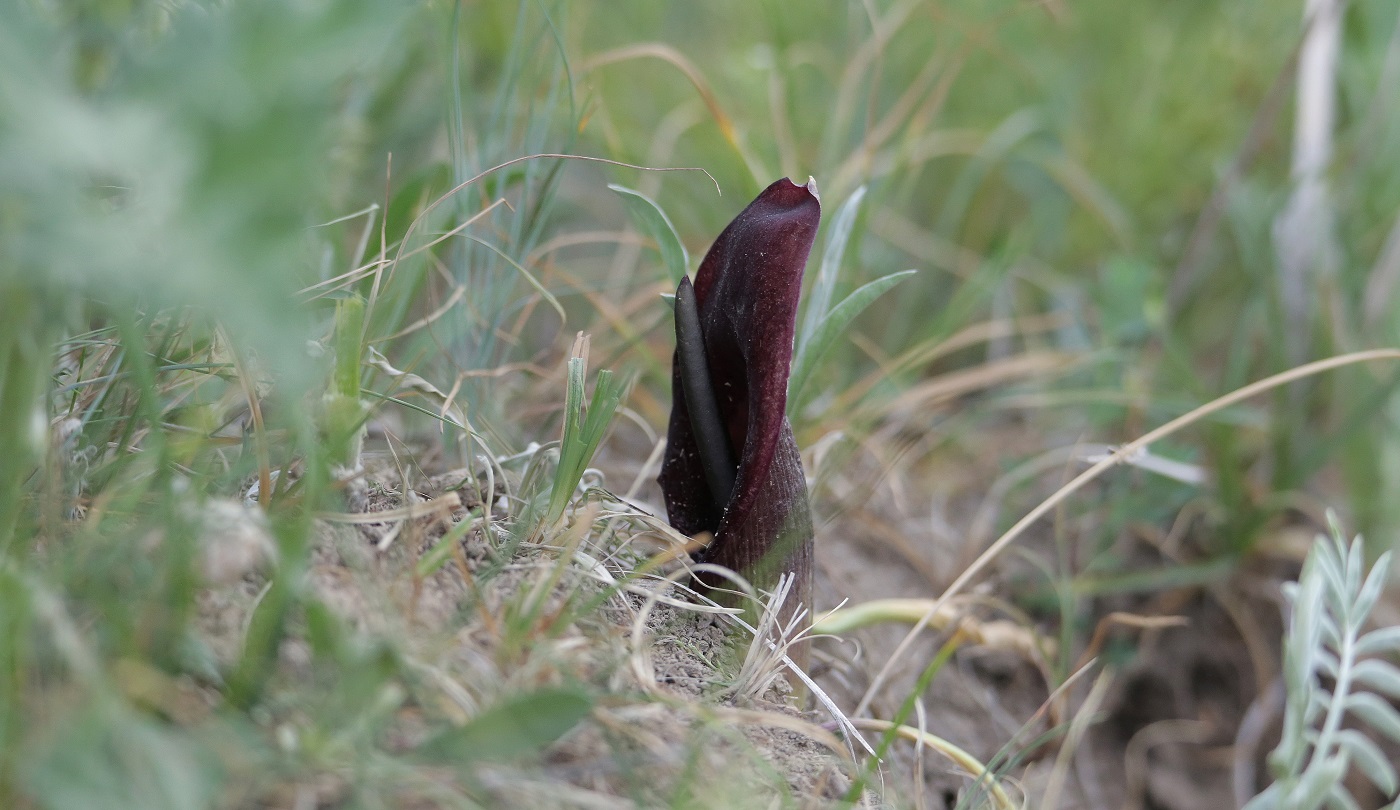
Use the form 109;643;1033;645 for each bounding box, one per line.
659;177;820;650
1244;513;1400;810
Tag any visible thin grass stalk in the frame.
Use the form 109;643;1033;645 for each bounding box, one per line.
843;631;964;804
848;719;1019;810
857;348;1400;718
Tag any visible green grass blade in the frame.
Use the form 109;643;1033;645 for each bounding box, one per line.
544;356;587;523
544;359;624;529
788;269;917;415
462;233;567;325
332;295;366;400
416;508;484;578
609;184;689;284
798;185;865;359
417;687;592;763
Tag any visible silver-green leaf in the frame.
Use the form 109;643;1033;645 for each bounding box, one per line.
1333;728;1397;796
610;184;689;284
1346;692;1400;741
1355;626;1400;656
1351;658;1400;699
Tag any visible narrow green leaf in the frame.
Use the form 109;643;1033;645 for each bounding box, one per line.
1288;753;1348;810
1318;614;1341;648
1240;782;1280;810
788;269;916;415
1324;782;1362;810
544;360;624;528
304;599;345;662
1346;692;1400;741
798;185;865;359
1310;544;1346;612
1352;551;1392;625
1343;537;1364;603
576;370;623;482
463;234;567;326
416;509;483;578
418;688;593;763
1334;728;1397;796
1315;649;1340;678
565;357;586;449
1306;690;1329;722
1273;708;1308;774
1355;626;1400;656
545;357;588;524
1288;570;1324;692
1352;659;1400;699
609;184;689;284
333;295;366;399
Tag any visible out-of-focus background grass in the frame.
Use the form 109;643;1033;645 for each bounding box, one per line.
2;0;1398;807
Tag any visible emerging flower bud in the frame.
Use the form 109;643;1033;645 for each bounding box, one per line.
660;177;820;645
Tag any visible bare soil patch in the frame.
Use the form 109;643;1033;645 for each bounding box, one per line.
192;441;1398;808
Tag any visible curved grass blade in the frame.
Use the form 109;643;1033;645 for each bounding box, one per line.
798;185;865;360
609;183;689;284
462;233;566;325
788;269;917;415
543;341;625;530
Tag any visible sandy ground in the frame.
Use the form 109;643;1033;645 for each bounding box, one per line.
192;436;1400;809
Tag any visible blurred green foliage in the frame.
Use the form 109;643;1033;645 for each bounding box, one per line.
574;0;1400;556
1;0;1399;806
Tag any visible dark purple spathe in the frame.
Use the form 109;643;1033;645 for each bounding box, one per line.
660;177;820;610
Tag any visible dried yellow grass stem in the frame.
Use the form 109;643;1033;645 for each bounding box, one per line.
856;348;1400;718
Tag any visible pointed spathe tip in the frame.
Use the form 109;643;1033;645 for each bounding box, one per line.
804;176;820;204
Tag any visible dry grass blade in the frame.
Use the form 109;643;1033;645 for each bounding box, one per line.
317;492;461;524
866;350;1076;422
728;573;810;703
622;558;877;760
1072;612;1189;674
572;549;733;614
847;719;1019;810
365;348;470;429
297;197;510;299
1122;719;1213;810
583;44;746;164
376;284;467;343
856;348;1400;718
392;153;719;295
628;563;752;695
711;705;852;761
1041;667;1115;810
830;312;1071;416
812;597;1047;664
